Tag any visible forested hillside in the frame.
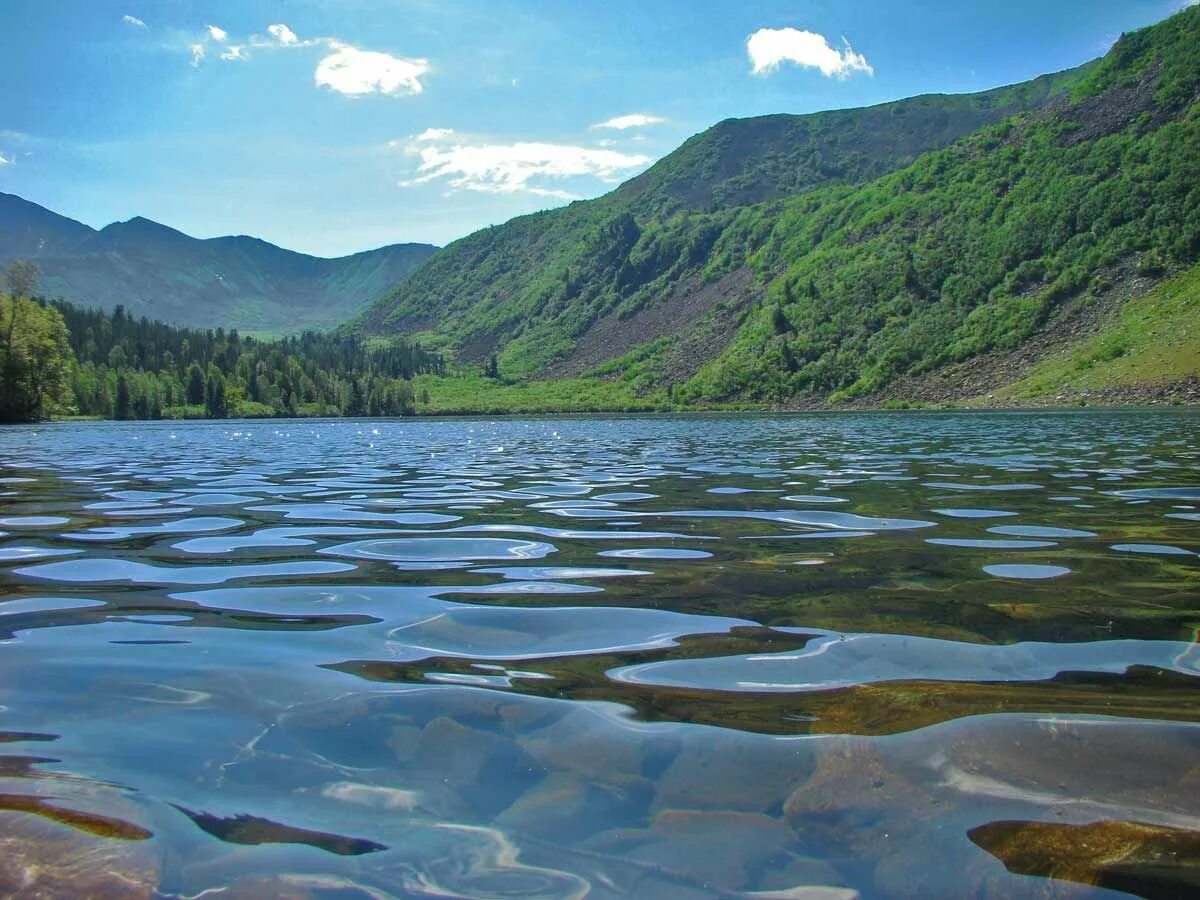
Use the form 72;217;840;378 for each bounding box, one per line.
54;302;443;420
358;65;1088;371
0;194;437;334
0;262;444;422
361;7;1200;407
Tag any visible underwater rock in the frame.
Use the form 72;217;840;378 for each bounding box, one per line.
629;809;797;889
969;819;1200;896
784;741;926;815
654;734;815;813
414;716;545;817
0;814;158;898
749;854;855;897
515;709;648;780
496;771;654;843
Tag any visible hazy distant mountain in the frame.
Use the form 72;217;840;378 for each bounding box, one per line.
0;193;437;333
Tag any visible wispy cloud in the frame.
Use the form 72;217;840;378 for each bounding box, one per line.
0;152;11;166
267;23;299;46
593;113;667;131
747;27;873;79
122;14;146;28
395;129;652;199
315;41;429;97
170;20;429;98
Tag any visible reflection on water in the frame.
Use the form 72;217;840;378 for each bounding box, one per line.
0;411;1197;898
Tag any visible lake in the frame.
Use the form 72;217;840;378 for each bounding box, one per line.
0;412;1197;898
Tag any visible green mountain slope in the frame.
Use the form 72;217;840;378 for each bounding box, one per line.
0;195;437;334
681;7;1200;402
362;7;1200;407
990;262;1200;405
359;66;1090;372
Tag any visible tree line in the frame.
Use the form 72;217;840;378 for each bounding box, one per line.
0;262;443;423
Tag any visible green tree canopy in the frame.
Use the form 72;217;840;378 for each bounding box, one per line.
0;287;74;422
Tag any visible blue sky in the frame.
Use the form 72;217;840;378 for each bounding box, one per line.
0;0;1191;257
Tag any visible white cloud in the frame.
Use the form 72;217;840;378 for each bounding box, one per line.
122;14;145;28
267;23;300;46
593;113;667;131
0;152;11;166
315;40;429;96
747;27;873;79
181;22;427;101
396;130;652;198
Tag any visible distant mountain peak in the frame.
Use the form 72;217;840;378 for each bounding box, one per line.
0;191;96;257
0;193;437;332
100;215;190;238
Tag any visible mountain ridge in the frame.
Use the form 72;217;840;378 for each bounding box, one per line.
358;6;1200;409
0;193;437;333
356;54;1101;371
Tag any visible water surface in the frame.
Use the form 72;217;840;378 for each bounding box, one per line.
0;412;1198;898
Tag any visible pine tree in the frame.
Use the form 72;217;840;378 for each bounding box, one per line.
115;374;132;420
205;370;227;418
186;363;205;405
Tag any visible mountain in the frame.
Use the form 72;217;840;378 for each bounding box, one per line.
0;195;437;333
360;7;1200;407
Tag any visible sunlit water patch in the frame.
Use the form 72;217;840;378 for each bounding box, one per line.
321;536;559;563
611;631;1200;692
982;563;1073;580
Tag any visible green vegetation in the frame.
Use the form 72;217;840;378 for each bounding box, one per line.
360;63;1089;377
682;8;1200;403
994;263;1200;402
0;263;446;423
360;7;1200;407
0;263;72;423
52;298;443;420
410;374;670;415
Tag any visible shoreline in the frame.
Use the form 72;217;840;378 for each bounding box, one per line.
22;398;1197;426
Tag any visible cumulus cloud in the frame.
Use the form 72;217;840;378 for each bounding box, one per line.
250;22;315;49
746;27;873;79
395;130;652;199
416;127;455;142
179;20;427;100
593;113;666;131
122;14;145;28
267;23;299;45
315;41;429;97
